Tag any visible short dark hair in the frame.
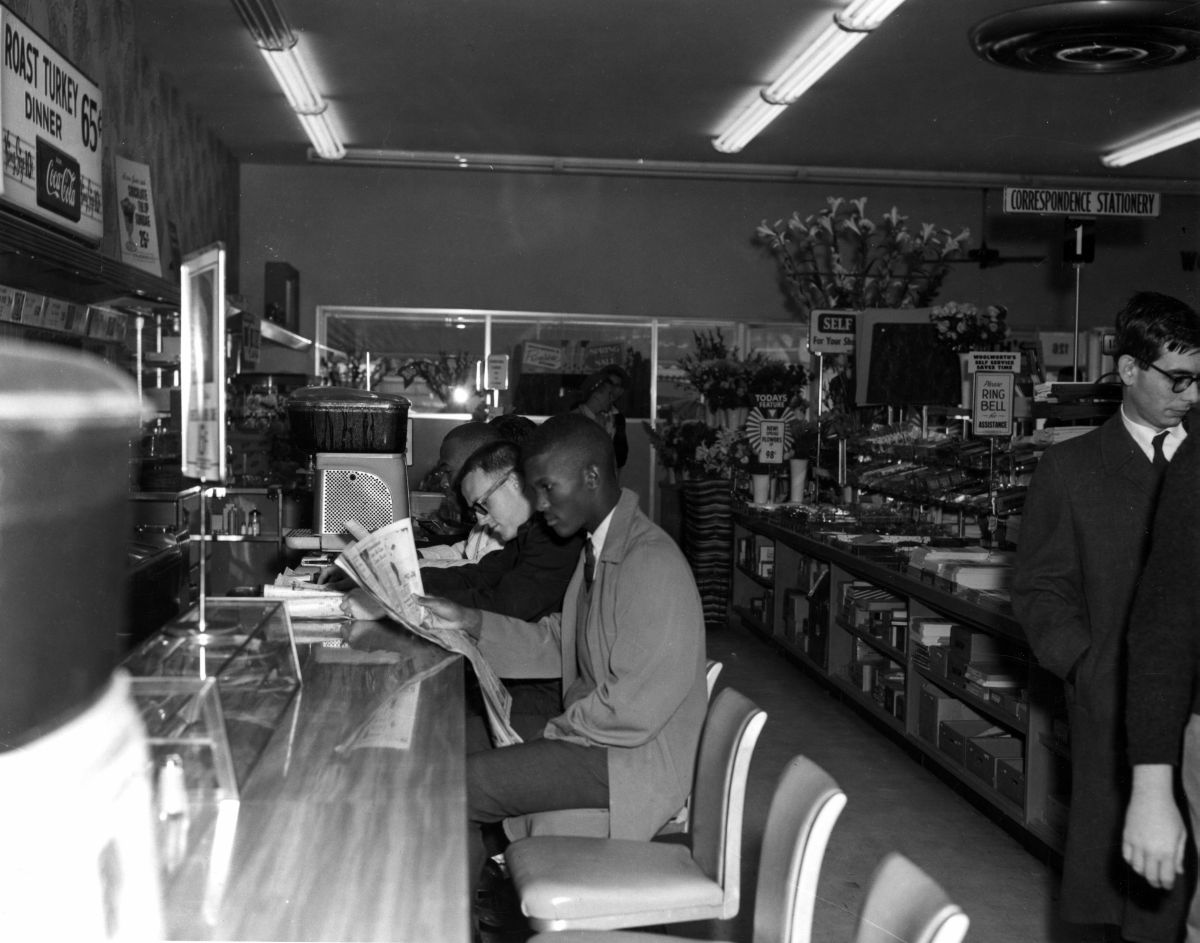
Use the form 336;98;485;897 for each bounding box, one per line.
488;413;538;446
1114;292;1200;364
460;439;522;483
524;412;616;478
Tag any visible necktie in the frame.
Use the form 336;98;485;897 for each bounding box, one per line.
584;542;596;589
1152;430;1169;469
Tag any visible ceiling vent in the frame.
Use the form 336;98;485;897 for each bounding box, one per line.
970;1;1200;73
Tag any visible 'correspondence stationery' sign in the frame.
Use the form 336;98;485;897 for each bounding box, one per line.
1003;186;1160;218
0;6;103;240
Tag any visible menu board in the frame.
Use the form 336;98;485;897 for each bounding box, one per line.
0;6;103;241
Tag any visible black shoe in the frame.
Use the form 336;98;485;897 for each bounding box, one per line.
474;858;522;930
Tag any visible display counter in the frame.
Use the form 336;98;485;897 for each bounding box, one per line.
125;611;468;942
730;503;1069;855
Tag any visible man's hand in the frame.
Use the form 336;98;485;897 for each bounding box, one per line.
316;564;354;592
339;588;388;621
1123;764;1187;890
416;594;482;640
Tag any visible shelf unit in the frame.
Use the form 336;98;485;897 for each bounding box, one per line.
730;510;1069;854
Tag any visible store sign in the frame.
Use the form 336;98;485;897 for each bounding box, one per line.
972;372;1015;437
486;353;510;390
968;351;1020;374
0;6;103;241
746;403;795;465
1038;331;1076;369
1003;186;1160;218
809;310;857;354
115;156;162;275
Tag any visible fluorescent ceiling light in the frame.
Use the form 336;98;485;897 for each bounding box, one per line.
1101;112;1200;167
230;0;294;50
260;46;325;114
763;24;867;105
837;0;911;31
713;0;910;153
713;96;788;154
298;110;345;160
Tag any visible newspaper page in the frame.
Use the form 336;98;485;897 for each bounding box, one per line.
335;518;521;747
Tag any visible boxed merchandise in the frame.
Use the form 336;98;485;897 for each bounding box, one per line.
918;684;982;744
929;644;951;678
965;735;1023;788
996;756;1026;807
938;718;1000;765
949;626;1004;662
842;583;907;633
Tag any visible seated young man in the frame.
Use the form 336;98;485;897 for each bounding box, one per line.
417;421;505;568
419;413;708;902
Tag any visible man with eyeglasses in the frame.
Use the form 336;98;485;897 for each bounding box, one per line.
1014;291;1200;943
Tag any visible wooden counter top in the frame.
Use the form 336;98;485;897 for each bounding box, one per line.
161;621;468;942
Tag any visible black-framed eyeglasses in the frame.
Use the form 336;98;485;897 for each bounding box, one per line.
470;472;512;519
1143;361;1200;394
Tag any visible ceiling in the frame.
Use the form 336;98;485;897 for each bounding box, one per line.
129;0;1200;186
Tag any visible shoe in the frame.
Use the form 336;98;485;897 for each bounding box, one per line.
474;858;521;929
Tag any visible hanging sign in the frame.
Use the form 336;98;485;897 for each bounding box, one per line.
486;353;510;390
746;397;796;465
973;372;1015;437
114;156;162;275
0;6;103;241
809;310;857;354
1003;186;1160;218
1038;331;1076;369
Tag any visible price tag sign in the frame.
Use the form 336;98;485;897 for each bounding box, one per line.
1039;332;1075;369
972;372;1015;437
755;418;786;464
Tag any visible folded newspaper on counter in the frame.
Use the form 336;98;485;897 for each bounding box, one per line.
335;517;521;747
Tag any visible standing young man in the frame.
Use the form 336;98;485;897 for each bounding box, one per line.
1013;292;1200;942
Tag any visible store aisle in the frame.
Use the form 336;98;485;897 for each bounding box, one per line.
675;620;1101;943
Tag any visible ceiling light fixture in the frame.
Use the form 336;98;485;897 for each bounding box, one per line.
712;97;788;155
713;0;910;153
1101;112;1200;167
230;0;344;160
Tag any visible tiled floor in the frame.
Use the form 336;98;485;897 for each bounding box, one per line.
485;619;1109;943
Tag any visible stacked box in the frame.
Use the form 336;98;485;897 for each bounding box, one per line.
918;684;982;744
965;735;1024;788
938;718;999;765
996;756;1026;807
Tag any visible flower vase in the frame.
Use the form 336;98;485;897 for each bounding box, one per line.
788;458;809;503
751;473;771;505
958;352;973;408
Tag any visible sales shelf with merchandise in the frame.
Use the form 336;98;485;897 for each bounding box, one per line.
730;503;1070;856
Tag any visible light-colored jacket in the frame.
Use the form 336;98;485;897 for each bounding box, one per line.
477;488;707;838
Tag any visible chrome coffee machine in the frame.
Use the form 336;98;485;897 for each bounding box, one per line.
287;386;411;538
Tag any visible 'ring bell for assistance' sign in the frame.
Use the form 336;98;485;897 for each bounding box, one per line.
973;372;1015;437
0;6;103;241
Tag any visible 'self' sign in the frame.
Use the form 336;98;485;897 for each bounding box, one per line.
809;310;857;354
0;7;103;241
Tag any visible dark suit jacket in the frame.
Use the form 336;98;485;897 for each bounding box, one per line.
420;516;583;621
1013;412;1187;938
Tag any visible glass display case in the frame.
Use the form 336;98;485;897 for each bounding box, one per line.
124;598;302;800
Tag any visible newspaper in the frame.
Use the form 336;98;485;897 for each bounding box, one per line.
334;518;521;747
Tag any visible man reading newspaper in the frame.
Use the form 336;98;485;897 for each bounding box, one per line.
417;413;708;920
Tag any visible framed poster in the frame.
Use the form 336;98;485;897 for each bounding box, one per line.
180;243;226;482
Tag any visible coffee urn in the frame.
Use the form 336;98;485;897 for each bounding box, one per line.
0;342;164;938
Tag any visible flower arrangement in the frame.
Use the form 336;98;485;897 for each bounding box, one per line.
756;197;971;317
929;302;1011;354
694;427;756;480
677;328;756;409
748;360;810;407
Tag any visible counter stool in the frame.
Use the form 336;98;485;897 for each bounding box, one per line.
503;687;766;932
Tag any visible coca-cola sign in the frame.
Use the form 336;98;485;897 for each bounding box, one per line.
36;137;81;222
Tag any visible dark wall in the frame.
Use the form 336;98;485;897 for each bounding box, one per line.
239;162;1200;336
